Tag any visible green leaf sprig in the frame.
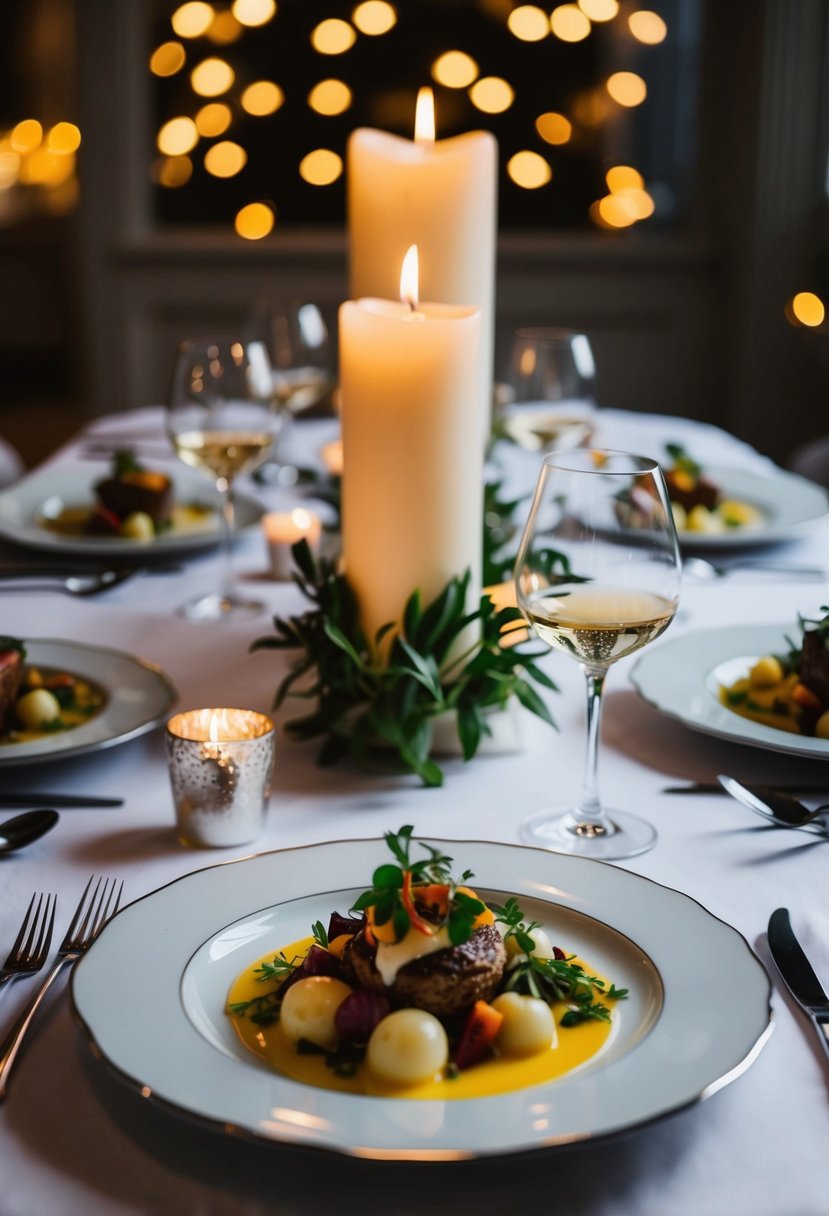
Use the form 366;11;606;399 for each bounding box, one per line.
491;898;628;1028
227;950;299;1025
251;541;558;787
350;825;486;946
665;442;701;479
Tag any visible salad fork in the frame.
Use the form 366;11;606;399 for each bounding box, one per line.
0;875;123;1099
0;893;56;991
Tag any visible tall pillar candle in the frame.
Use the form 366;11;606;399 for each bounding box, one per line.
347;91;497;435
339;268;482;652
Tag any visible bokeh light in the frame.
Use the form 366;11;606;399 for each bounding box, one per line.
507;5;549;41
241;81;284;115
469;76;514;113
156;155;193;188
507;150;552;189
311;19;356;54
578;0;618;19
432;50;479;88
308;79;353;115
10;119;43;153
791;292;825;327
235;202;275;239
171;2;213;38
629;10;668;44
0;149;21;190
231;0;277;27
195;102;232;136
191;57;235;97
157;116;199;156
204;140;247;177
606;165;643;192
299;148;344;185
19;147;75;186
47;122;81;154
207;11;243;43
550;5;591;41
352;2;397;35
150;42;186;77
536;111;572;144
606;71;647;106
597;194;637;227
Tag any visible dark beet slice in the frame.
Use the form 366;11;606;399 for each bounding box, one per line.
334;990;390;1044
328;911;363;941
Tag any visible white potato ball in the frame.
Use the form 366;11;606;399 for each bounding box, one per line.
748;656;784;688
815;709;829;740
279;976;352;1050
492;992;556;1057
366;1009;449;1086
16;688;62;730
120;511;155;540
504;926;554;960
670;502;687;531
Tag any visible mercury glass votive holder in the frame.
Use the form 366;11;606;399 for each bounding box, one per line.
165;708;275;848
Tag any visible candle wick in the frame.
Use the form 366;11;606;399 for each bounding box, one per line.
407;298;417;313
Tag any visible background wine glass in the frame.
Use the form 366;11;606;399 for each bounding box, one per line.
167;337;276;621
499;328;597;453
250;300;335;484
514;449;681;859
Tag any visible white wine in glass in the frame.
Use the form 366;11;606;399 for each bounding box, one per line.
514;449;681;859
168;338;277;621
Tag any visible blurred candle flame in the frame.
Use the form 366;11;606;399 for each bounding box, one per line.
400;244;419;309
414;87;435;142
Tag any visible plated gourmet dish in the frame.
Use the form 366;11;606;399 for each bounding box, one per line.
660;444;764;534
720;607;829;738
0;636;105;745
227;826;626;1098
39;450;213;540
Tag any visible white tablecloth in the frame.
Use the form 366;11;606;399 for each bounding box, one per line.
1;408;827;1216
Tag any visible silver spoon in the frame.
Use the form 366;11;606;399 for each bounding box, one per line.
683;557;826;582
0;810;59;855
717;775;829;835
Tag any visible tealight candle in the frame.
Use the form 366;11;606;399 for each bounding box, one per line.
320;438;343;477
165;708;275;847
262;508;322;579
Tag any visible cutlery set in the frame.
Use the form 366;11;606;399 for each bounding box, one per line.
0;563;182;597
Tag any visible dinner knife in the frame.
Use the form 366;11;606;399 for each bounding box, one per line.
0;793;123;808
767;908;829;1065
662;782;828;796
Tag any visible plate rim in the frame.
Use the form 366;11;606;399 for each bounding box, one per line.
0;467;264;556
0;637;177;767
630;623;829;760
671;465;829;550
69;835;773;1159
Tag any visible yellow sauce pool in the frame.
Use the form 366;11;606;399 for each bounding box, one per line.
720;673;803;734
227;936;615;1100
0;668;106;746
40;502;214;538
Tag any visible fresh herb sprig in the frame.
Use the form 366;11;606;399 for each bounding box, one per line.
491;898;628;1027
251;541;557;787
665;442;701;479
350;825;486;946
227;950;299;1026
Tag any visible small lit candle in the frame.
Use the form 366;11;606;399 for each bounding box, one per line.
262;508;322;579
166;708;275;848
320;438;343;477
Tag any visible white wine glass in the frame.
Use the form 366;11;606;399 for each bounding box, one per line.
514;449;681;859
168;337;277;621
250;300;334;483
500;328;597;453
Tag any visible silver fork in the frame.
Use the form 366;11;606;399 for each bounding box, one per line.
0;569;137;597
0;893;56;991
0;875;123;1099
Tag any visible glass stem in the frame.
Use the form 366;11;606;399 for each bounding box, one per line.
576;666;610;834
218;476;235;602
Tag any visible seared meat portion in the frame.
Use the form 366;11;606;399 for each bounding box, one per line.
94;470;173;527
664;469;719;512
0;648;23;734
348;924;507;1021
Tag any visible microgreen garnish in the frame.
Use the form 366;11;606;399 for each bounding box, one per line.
253;952;298;984
492;897;627;1026
665;442;701;479
311;920;328;949
227;991;283;1026
350;825;486;946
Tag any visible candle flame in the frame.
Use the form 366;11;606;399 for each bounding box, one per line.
400;244;419;309
208;711;221;743
414;87;435;142
290;507;312;529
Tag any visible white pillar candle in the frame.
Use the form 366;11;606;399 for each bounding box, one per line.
347;89;497;436
340;247;483;654
262;508;322;579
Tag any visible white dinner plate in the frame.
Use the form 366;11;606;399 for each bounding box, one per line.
631;624;829;760
0;468;264;557
71;836;772;1159
0;638;177;766
672;466;829;549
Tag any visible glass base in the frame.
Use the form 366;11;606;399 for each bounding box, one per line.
177;592;264;622
519;807;657;860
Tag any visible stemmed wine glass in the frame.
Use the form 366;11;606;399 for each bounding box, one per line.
500;328;597;453
249;300;334;482
168;337;277;621
514;449;681;859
